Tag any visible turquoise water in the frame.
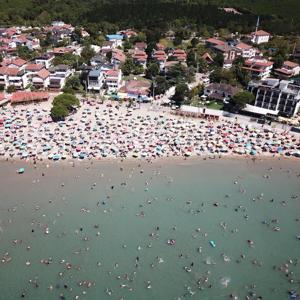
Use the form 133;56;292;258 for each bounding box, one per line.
0;158;299;300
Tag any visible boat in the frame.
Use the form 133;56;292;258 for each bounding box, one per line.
17;167;25;174
209;240;216;248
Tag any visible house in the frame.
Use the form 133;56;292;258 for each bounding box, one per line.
202;53;214;65
204;83;241;102
122;79;151;98
171;49;187;62
243;57;273;79
104;69;122;92
2;58;27;70
87;69;104;92
235;42;256;58
106;34;123;48
53;47;75;56
111;49;126;67
251;30;270;45
35;53;55;69
117;29;137;39
25;63;44;81
206;38;226;48
153;50;167;70
274;61;300;79
90;55;107;67
133;50;148;68
10;91;49;104
134;42;147;51
0;67;28;89
48;64;73;90
32;69;50;89
101;41;114;54
248;78;300;117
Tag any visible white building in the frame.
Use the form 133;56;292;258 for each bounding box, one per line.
0;67;28;89
87;69;104;92
104;69;122;92
274;61;300;79
235;42;257;58
48;65;73;90
248;78;300;117
251;30;270;45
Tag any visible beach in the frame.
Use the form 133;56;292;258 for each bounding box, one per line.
0;158;299;299
0;99;299;162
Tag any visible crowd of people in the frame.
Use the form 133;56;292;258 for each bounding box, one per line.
0;100;299;161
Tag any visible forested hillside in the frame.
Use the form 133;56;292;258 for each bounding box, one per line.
0;0;299;34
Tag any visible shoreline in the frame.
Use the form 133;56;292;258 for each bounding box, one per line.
2;152;300;168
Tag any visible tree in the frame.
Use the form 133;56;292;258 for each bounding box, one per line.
198;57;208;73
121;58;135;76
50;104;69;122
63;75;82;93
214;53;224;68
153;76;169;95
172;83;189;107
273;54;285;68
17;46;37;60
6;86;16;93
80;45;96;65
106;51;112;62
232;91;255;109
51;93;80;121
187;50;196;67
53;53;79;67
191;37;198;48
146;62;159;79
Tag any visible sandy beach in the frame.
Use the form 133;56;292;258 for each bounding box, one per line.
0;99;299;163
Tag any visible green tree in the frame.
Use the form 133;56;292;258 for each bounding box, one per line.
80;45;96;65
6;86;16;93
187;49;196;67
51;93;80;121
50;104;69;122
273;54;285;68
63;75;82;93
232;91;255;109
154;76;169;95
53;53;79;67
17;46;37;60
146;62;160;79
172;83;189;107
121;58;135;76
214;53;224;68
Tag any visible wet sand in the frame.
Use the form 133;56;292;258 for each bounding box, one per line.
0;158;299;299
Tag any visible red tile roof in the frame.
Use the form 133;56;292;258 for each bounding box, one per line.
11;91;49;104
206;38;226;46
254;30;270;36
25;63;44;72
36;68;50;79
0;93;5;101
0;67;23;76
106;69;119;77
236;42;252;50
283;61;299;68
9;58;27;67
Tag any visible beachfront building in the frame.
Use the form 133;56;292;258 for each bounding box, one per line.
251;30;270;45
274;61;300;79
204;83;241;102
32;69;50;89
248;78;300;117
243;57;273;79
48;64;73;90
10;91;49;105
104;69;122;92
87;69;104;92
0;67;28;89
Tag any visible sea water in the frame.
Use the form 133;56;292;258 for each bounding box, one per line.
0;158;299;300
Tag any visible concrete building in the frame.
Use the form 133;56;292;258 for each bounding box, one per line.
248;78;300;117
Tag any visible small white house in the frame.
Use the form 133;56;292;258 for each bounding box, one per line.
87;69;104;92
251;30;270;45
